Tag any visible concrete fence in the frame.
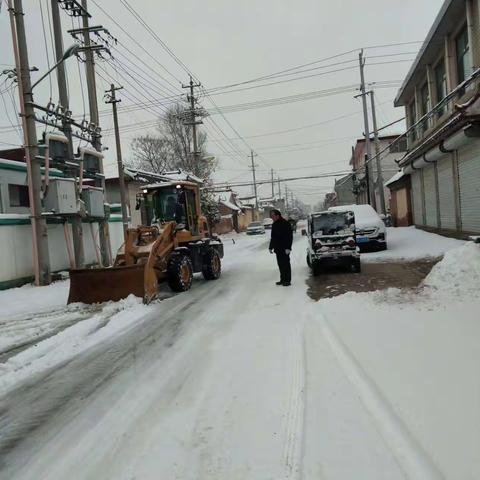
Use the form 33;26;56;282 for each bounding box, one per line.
0;213;125;289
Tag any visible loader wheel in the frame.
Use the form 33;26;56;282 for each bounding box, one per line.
167;254;193;292
202;248;221;280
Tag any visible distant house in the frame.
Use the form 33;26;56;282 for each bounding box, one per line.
334;173;355;206
350;135;407;211
323;192;337;210
394;0;480;237
217;197;241;234
385;171;412;227
104;165;203;226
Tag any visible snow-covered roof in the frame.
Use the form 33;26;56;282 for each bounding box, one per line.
218;198;241;212
385;170;405;187
105;165;203;185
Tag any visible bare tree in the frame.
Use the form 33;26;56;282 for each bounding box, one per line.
131;135;171;172
131;103;217;181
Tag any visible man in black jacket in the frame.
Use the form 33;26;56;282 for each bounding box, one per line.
269;209;293;286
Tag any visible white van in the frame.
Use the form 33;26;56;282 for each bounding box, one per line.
328;204;387;250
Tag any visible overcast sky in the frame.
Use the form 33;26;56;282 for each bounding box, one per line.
0;0;443;205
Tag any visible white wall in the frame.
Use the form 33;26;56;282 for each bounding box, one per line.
0;218;125;285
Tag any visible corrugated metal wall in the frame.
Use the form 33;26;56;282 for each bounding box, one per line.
437;155;456;230
458;143;480;233
411;170;424;225
423;164;437;227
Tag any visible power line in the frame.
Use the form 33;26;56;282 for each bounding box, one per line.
89;0;182;93
118;0;194;82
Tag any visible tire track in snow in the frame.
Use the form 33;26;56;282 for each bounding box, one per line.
282;322;306;479
319;314;445;480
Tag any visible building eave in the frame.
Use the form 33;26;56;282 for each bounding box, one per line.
394;0;464;107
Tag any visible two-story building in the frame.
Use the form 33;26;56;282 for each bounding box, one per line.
395;0;480;237
349;135;407;210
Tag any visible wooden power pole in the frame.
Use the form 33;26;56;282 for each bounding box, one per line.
105;84;129;239
370;90;386;215
358;50;376;209
9;0;51;285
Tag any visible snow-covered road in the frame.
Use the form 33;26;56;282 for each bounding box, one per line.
0;228;479;479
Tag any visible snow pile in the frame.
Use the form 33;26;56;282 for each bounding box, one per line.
0;295;151;395
0;280;69;320
423;241;480;299
362;227;464;262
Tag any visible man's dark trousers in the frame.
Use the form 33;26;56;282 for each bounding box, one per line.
276;251;291;284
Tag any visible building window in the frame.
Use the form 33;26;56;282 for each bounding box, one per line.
389;137;408;153
455;26;472;84
8;184;30;207
420;83;430;133
435;59;448;116
408;100;417;142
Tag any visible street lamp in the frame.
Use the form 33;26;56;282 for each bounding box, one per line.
30;44;79;91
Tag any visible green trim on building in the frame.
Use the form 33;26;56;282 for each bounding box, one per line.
0;275;35;290
0;216;130;226
0;159;65;177
0;217;31;225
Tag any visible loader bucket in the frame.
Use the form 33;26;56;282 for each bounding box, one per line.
68;264;146;304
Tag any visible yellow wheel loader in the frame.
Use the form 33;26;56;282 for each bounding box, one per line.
68;181;223;304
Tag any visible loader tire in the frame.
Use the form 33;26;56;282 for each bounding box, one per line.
202;247;221;280
167;254;193;292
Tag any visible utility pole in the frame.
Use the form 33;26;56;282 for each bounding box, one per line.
270;169;275;198
369;90;386;215
358;49;376;209
105;84;129;240
51;0;84;268
9;0;51;285
285;185;289;210
250;150;259;217
182;76;203;162
365;156;371;205
81;0;111;266
277;177;281;199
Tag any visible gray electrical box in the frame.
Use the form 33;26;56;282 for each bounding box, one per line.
82;186;105;218
43;178;77;215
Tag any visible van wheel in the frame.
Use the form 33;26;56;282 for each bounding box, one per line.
168;254;193;292
352;258;361;273
202;248;221;280
312;261;321;276
306;254;312;268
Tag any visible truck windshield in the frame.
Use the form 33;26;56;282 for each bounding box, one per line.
312;212;354;236
148;188;186;225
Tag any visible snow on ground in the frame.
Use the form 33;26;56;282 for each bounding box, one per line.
363;226;464;262
317;241;480;479
0;228;478;479
0;295;153;394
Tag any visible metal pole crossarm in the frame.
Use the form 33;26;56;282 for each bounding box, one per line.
68;25;109;35
58;0;90;17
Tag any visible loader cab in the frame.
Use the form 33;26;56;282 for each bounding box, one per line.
141;182;200;236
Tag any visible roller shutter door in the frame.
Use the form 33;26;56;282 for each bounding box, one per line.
458;142;480;233
423;164;437;227
411;170;424;225
437;155;456;230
